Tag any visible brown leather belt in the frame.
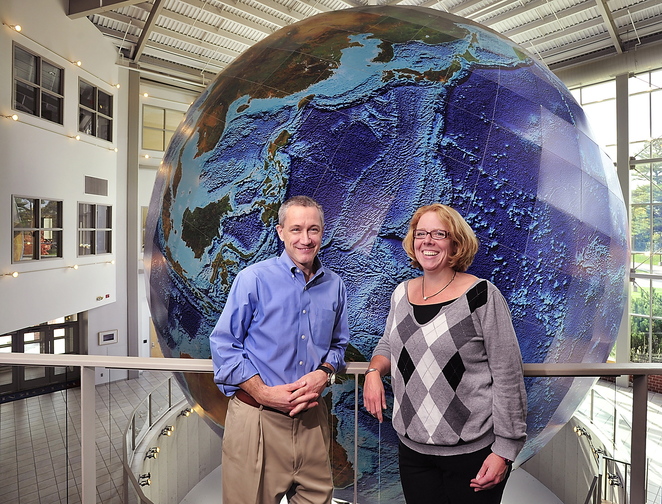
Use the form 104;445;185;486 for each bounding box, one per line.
234;388;291;416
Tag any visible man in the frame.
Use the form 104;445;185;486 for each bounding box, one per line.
210;195;349;504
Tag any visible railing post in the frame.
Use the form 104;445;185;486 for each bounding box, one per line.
81;366;96;503
354;371;359;504
630;374;647;504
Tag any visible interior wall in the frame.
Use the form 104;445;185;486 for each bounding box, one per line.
136;81;200;359
0;0;128;377
521;418;604;504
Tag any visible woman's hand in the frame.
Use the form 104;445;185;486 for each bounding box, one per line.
469;452;510;491
363;372;386;422
362;356;390;422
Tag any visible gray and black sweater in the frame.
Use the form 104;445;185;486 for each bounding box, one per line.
373;279;527;461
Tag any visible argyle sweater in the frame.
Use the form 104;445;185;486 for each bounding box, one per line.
373;279;527;461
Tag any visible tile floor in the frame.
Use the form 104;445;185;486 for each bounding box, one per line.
0;370;180;504
1;375;661;504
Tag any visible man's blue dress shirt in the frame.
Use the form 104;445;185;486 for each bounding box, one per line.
210;250;349;396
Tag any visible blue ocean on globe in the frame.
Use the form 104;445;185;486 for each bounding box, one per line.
144;5;628;501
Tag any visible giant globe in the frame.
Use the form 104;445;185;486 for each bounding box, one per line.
145;5;628;501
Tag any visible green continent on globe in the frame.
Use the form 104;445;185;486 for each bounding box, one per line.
182;195;232;259
190;9;480;158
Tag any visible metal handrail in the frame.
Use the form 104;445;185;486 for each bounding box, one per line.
584;475;599;504
2;353;662;504
122;376;186;504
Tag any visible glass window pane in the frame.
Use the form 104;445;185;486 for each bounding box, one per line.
14;80;38;115
97;205;111;228
652;93;662;143
629;93;651;144
631;204;651;253
41;92;62;124
13;231;35;261
40;200;61;228
24;366;45;380
13;197;34;227
40;230;60;258
630;315;649;362
143;128;165;151
631;164;650;204
0;335;12;348
41;61;62;94
79;81;95;109
97;230;111;254
79;108;95;135
79;203;94;228
14;46;38;83
629;74;651;95
581;80;615;102
653;319;662;362
98;116;112;142
0;366;11;386
653;205;662;256
582;99;616;147
79;230;93;255
652;280;662;318
143;105;164;129
53;340;66;354
630;140;650;160
653;163;662;204
23;332;44;354
98;91;112;117
165;109;184;130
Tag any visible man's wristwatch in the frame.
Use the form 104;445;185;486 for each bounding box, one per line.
316;364;335;386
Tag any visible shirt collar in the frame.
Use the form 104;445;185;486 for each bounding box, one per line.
279;250;324;280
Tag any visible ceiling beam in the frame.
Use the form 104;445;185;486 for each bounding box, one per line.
68;0;143;19
181;0;287;29
497;2;594;38
160;9;258;47
134;0;165;61
253;0;305;22
594;0;624;53
149;25;242;58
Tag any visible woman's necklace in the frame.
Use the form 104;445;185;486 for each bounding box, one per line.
422;270;457;301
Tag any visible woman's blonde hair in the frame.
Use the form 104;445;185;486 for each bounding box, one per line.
402;203;479;271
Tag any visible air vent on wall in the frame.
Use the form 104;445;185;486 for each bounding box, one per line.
85;176;108;196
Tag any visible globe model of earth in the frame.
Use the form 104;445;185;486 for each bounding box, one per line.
144;5;628;500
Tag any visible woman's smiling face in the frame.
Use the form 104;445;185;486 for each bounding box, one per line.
413;211;455;273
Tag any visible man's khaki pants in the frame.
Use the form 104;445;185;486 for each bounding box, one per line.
221;395;333;504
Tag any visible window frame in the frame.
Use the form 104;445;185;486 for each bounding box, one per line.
77;202;113;256
78;78;113;142
12;43;64;124
12;196;63;263
142;104;185;151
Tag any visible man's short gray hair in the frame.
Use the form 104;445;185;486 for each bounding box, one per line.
278;195;325;227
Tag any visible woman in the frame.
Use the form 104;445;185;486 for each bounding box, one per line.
363;203;527;503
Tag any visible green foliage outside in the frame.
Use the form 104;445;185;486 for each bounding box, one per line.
630;139;662;362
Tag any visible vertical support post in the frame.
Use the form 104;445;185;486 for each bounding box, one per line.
354;372;359;504
81;366;96;503
630;374;647;504
614;72;630;390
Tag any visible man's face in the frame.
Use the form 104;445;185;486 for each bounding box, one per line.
276;205;323;274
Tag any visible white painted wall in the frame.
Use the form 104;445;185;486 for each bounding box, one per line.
0;0;201;384
0;0;129;381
